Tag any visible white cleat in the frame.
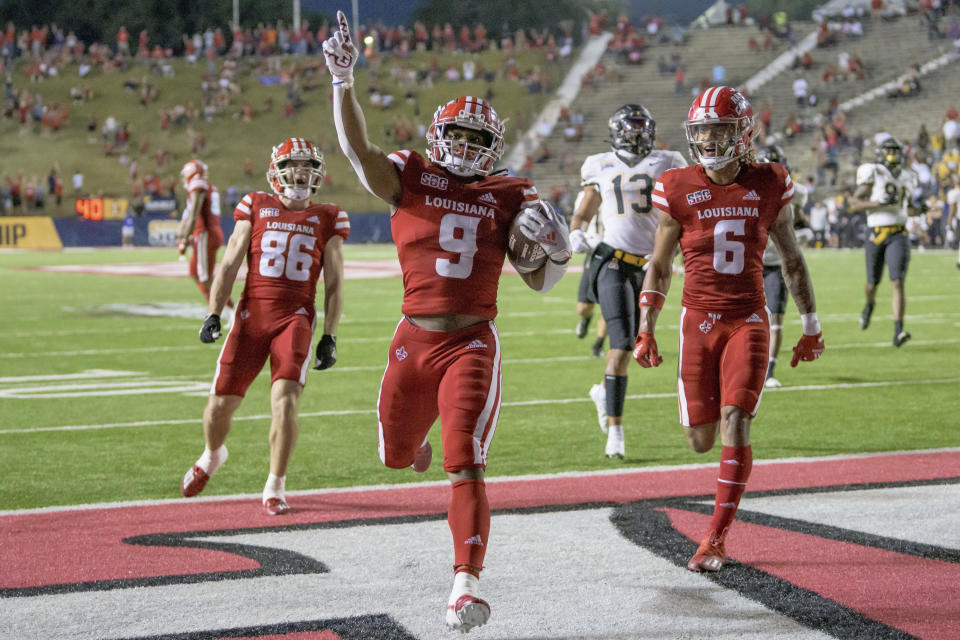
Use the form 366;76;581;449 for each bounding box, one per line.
589;383;608;435
445;572;489;634
445;595;490;634
605;425;624;459
764;376;782;388
220;307;235;330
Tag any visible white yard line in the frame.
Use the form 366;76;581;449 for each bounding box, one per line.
2;377;957;435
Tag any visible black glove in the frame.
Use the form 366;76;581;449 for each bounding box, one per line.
199;314;221;343
314;334;337;370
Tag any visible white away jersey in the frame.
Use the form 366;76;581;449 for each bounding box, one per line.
580;149;687;255
856;163;919;227
762;178;809;267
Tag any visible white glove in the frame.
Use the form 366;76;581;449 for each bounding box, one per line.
569;229;592;253
515;201;571;263
322;10;358;87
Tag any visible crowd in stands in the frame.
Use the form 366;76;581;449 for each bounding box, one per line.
749;108;960;253
0;12;584;216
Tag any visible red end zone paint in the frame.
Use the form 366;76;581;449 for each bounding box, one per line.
664;508;960;640
1;451;956;591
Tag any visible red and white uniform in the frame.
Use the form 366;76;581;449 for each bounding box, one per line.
377;150;540;471
652;162;793;425
184;176;224;283
212;191;349;397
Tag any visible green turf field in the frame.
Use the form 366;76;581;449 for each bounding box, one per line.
0;246;957;510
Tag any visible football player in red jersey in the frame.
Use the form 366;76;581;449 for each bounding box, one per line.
176;159;234;316
633;86;825;573
324;11;570;633
179;138;349;516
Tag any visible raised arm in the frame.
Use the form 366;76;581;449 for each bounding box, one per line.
322;10;402;206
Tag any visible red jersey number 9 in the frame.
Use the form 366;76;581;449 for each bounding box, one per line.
259;230;316;281
435;213;480;279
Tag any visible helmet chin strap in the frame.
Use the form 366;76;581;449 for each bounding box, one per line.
615;149;643;164
441;152;476;177
283;186;311;201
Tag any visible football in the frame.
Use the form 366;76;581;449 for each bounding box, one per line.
507;217;547;273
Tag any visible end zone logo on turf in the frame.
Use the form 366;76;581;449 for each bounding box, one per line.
1;451;956;640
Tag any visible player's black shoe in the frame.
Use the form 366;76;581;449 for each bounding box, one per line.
592;337;604;358
893;331;911;347
859;303;874;330
576;316;591;339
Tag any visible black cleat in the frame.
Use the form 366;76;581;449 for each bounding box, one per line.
893;331;911;347
592;337;604;358
576;316;591;339
859;304;874;330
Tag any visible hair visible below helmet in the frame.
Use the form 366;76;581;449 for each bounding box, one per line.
181;160;208;187
876;137;904;174
426;96;505;177
755;144;790;172
684;86;755;170
608;104;656;157
266;138;326;200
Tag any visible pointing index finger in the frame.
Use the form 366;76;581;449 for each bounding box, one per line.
337;10;351;43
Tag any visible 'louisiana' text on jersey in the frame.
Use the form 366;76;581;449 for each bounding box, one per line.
424;195;495;219
697;206;760;219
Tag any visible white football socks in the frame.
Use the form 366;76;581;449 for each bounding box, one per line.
263;473;286;502
448;571;480;605
197;445;228;475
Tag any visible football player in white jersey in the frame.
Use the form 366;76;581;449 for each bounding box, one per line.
572;190;608;357
756;145;811;388
847;137;924;347
569;104;687;458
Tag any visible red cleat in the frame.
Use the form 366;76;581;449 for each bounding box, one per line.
263;497;290;516
412;440;432;473
180;465;210;497
688;530;727;572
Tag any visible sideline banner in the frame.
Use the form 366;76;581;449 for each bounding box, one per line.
0;217;63;249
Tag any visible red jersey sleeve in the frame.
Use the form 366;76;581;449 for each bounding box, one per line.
333;208;350;241
234;192;256;223
773;163;795;206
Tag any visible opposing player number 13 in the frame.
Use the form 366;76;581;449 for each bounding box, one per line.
713;219;745;274
436;213;480;279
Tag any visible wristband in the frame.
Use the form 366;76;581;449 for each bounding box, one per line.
800;312;821;335
332;76;354;89
638;290;666;310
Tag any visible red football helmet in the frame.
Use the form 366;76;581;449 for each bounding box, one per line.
180;160;208;188
266;137;326;200
426;96;505;176
684;86;755;170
